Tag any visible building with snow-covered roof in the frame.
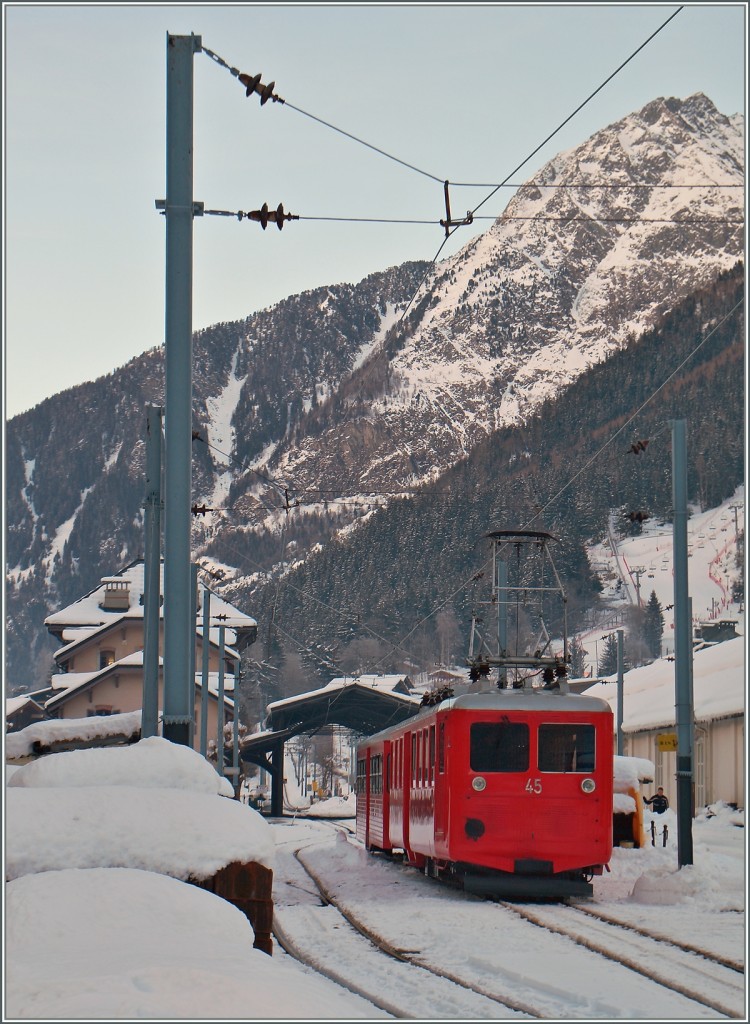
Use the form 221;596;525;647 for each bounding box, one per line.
21;559;259;755
585;637;744;811
6;696;49;734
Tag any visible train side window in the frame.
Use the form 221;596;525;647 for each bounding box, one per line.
357;758;367;795
387;752;393;789
412;734;417;786
438;721;445;773
538;724;595;773
429;726;435;785
470;722;529;772
371;754;382;795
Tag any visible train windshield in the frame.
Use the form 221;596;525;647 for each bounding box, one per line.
470;722;529;772
538;724;595;773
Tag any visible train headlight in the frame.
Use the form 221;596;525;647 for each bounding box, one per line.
471;776;487;792
581;778;596;793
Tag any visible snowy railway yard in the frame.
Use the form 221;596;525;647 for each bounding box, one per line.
4;737;746;1019
272;815;746;1020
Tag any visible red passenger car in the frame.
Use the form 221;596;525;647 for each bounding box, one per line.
357;529;614;897
357;689;613;897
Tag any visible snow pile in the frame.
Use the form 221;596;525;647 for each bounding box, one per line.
3;737;379;1019
5;786;275;879
5;708;142;759
6;739;274;879
614;754;655;789
603;802;745;911
296;793;356;818
5;868;372;1020
613;792;637;815
7;734;233;795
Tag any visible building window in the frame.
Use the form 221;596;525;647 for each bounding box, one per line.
87;706;118;716
99;650;116;669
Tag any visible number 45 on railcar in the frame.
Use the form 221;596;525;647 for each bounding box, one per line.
356;530;614;898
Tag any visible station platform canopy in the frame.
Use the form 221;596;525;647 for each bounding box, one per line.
238;674;424;815
268;673;421;736
240;674;422;763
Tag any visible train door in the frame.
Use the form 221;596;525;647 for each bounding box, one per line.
434;718;448;849
355;751;369;847
535;716;613;871
390;734;405;848
402;729;416;863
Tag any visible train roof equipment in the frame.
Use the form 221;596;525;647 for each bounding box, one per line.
467;529;570;692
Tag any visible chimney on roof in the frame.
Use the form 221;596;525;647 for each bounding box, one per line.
99;578;131;611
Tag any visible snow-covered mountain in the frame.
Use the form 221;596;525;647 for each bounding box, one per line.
251;93;743;504
5;92;744;693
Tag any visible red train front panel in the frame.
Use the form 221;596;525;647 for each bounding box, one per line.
435;693;613;877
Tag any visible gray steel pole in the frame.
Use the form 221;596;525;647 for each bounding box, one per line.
217;624;226;777
189;562;198;748
497;558;508;688
232;692;240;797
200;586;211;756
163;32;201;745
671;418;694;866
616;629;624;755
142;405;163;738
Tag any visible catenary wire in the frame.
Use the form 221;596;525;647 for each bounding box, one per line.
282;100;445;184
468;6;685;220
522;297;745;530
393;5;687;328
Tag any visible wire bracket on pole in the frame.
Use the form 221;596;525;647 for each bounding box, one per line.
284;488;301;514
439;180;473;237
155;200;204;217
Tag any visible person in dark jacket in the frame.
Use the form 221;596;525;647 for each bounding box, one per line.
644;787;669;813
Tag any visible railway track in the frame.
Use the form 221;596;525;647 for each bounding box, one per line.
271;821;743;1018
500;901;745;1019
273;837;535;1018
272;839;536;1015
572;903;745;972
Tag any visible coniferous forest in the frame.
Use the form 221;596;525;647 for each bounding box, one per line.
234;263;744;707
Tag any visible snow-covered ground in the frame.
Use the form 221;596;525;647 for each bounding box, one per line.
4;736;745;1020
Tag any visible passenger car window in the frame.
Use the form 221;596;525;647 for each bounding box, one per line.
538;724;595;772
470;722;529;772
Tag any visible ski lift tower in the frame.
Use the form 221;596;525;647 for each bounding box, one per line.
467;530;570;690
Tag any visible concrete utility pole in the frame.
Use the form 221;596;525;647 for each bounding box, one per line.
671;418;694;867
616;629;625;755
162;32;202;745
142;405;163;738
217;624;226;777
200;586;211;756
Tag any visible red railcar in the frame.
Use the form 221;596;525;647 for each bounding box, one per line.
356;689;613;898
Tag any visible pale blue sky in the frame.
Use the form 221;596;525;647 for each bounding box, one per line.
3;3;746;418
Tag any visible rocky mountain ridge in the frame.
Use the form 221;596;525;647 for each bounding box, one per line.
5;92;744;693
